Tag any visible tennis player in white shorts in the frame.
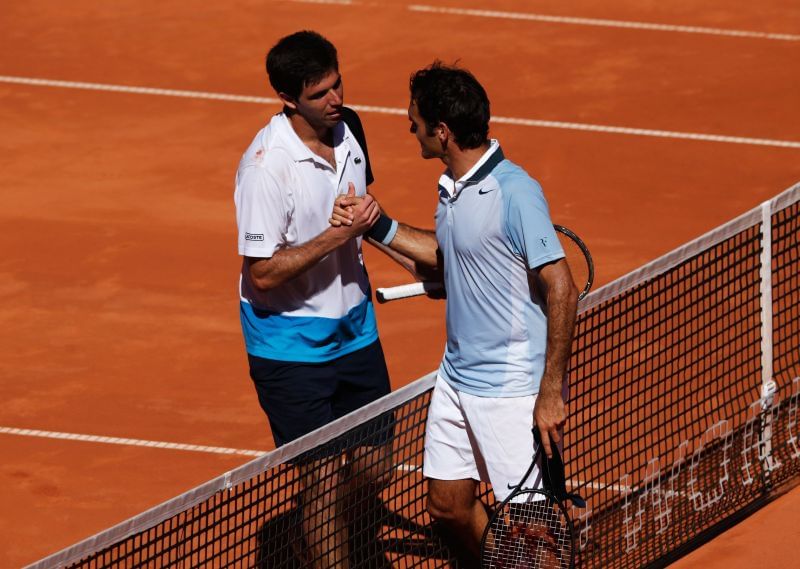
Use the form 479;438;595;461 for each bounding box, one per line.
330;62;578;560
424;375;570;503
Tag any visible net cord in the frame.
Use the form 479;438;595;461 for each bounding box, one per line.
579;182;800;314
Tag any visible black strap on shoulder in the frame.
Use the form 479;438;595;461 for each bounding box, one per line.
340;106;374;186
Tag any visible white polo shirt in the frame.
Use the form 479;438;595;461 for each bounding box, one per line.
435;141;565;397
234;110;377;362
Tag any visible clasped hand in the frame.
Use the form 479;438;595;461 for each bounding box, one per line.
329;183;379;236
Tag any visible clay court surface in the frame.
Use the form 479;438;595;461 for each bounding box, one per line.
1;0;799;566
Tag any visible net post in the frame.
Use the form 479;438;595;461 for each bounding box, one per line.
758;200;778;486
759;200;774;391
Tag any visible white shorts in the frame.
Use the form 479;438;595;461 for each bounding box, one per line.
423;375;561;502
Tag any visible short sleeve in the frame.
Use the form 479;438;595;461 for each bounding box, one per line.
503;179;564;270
234;166;290;258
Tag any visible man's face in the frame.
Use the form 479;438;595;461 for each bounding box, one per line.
408;100;443;159
290;70;344;130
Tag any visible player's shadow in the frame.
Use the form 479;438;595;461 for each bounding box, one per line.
255;495;477;568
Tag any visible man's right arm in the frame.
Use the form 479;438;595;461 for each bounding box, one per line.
248;225;363;291
248;190;380;291
377;223;440;271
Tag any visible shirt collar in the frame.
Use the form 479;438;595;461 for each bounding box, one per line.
439;139;504;198
272;112;350;166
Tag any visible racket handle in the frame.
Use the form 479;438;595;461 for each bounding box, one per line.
375;281;443;303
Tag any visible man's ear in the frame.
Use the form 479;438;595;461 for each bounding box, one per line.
278;91;298;111
436;122;450;143
436;122;452;152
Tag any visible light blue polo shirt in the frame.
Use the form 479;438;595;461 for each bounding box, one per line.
435;141;564;397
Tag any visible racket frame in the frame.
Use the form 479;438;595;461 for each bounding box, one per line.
553;224;594;301
479;429;578;569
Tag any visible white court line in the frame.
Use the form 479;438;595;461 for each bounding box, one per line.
487;117;800;148
0;427;266;457
289;0;354;4
1;424;420;468
276;0;800;42
569;479;630;494
408;5;800;42
2;75;799;149
1;426;413;475
2;426;667;496
396;463;633;494
0;75;281;105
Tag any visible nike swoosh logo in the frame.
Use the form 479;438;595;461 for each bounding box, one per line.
478;188;495;195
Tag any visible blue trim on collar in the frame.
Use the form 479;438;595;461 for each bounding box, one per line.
466;145;505;184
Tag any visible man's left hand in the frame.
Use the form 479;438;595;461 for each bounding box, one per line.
533;388;566;459
329;183;364;227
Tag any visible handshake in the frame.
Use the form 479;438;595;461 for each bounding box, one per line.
328;182;379;236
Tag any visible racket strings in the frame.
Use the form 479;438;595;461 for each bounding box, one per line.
484;496;572;569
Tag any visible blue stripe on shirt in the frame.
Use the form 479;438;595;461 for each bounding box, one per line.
240;297;379;362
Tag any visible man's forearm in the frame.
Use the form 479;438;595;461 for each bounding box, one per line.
248;227;350;290
540;278;578;395
385;223;440;270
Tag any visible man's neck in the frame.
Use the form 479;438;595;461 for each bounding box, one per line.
445;142;491;181
287;109;333;148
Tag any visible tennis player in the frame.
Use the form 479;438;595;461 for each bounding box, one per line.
234;31;393;567
332;62;578;560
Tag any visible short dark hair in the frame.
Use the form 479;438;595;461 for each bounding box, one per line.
409;62;490;150
266;31;339;100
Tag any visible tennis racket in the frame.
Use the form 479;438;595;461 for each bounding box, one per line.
375;224;593;303
480;427;585;569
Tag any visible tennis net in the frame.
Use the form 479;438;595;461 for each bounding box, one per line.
29;182;799;568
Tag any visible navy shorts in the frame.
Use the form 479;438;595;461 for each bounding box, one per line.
248;339;392;448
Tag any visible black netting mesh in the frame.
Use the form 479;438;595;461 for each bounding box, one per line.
34;186;798;569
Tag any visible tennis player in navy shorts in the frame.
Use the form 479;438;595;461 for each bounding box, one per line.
234;31;394;567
